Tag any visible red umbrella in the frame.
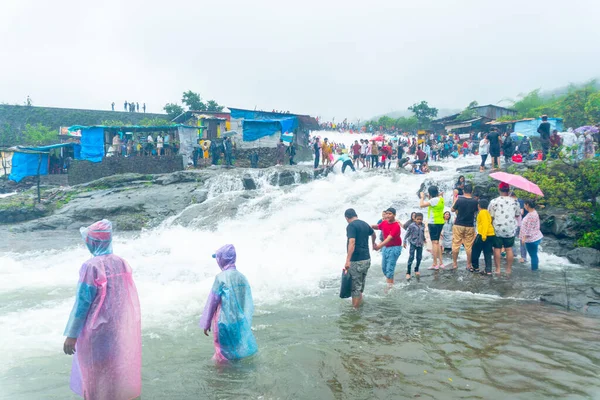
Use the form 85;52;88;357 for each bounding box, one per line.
372;135;385;142
489;172;544;197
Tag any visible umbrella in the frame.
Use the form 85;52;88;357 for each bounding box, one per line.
489;172;544;197
574;126;599;134
221;131;238;138
372;135;385;142
510;132;527;139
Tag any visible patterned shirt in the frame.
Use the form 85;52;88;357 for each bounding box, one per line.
405;222;425;247
489;195;520;238
520;210;544;243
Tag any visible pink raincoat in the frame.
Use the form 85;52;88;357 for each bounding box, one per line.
64;220;141;400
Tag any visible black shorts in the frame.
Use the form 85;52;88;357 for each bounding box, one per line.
360;154;366;159
493;236;515;249
428;223;444;241
353;155;359;160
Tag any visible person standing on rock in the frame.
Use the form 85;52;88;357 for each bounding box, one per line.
519;200;543;271
487;129;501;170
479;135;489;171
372;208;402;286
450;184;478;270
224;137;234;167
537;115;551;160
276;139;286;166
286;142;296;165
344;208;376;308
403;212;425;280
470;199;495;274
63;220;142;400
488;182;521;275
420;186;445;269
313;137;321;169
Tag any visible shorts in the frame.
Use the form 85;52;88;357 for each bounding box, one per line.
452;225;476;253
353;155;360;160
493;236;515;249
348;259;370;298
428;223;444;241
360;154;366;159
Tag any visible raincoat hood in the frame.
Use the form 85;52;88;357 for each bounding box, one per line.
80;219;113;256
213;244;236;271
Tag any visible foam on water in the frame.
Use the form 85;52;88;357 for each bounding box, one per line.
0;138;576;373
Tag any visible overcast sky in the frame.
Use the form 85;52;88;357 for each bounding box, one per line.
1;0;599;121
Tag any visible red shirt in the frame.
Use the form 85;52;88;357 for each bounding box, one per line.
352;144;361;155
378;221;402;247
416;149;426;160
462;142;469;148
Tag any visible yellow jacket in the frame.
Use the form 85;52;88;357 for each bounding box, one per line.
477;210;495;241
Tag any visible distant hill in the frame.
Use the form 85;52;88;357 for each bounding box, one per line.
0;105;168;147
368;108;461;122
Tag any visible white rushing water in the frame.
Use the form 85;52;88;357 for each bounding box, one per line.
0;132;580;379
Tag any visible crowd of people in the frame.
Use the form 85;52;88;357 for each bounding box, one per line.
343;181;543;308
106;132;178;157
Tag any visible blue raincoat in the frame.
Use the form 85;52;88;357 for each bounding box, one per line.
199;244;258;361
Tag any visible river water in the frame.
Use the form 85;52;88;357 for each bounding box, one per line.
1;133;599;399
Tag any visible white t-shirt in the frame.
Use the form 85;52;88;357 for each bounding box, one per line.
361;143;368;155
489;195;520;238
147;135;154;143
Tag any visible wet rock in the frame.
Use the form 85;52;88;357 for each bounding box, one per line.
540;287;600;316
566;248;600;267
242;175;257;190
539;208;582;239
270;170;296;187
153;170;204;185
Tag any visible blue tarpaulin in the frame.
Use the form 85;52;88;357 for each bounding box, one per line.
9;152;48;182
80;127;105;162
513;118;564;137
242;120;282;141
240;118;298;141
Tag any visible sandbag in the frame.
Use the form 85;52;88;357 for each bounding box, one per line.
339;269;352;299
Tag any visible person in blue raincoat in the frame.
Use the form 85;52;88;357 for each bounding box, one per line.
199;244;258;362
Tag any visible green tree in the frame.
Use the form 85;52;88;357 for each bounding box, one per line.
378;116;397;130
163;103;184;119
395;116;419;131
585;92;600;123
139;117;172;126
206;100;224;112
182;90;206;111
22;123;57;146
457;101;479;121
408;101;438;128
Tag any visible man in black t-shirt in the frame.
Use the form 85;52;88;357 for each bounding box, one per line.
450;184;479;270
537;115;551;160
344;208;376;308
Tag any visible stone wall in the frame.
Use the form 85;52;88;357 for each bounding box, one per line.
68;156;183;185
231;146;311;168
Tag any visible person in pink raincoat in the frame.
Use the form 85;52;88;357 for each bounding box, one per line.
63;220;141;400
199;244;258;362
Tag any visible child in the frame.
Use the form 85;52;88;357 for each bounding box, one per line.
440;211;454;255
471;200;495;274
403;212;416;230
199;244;258;361
403;213;426;280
